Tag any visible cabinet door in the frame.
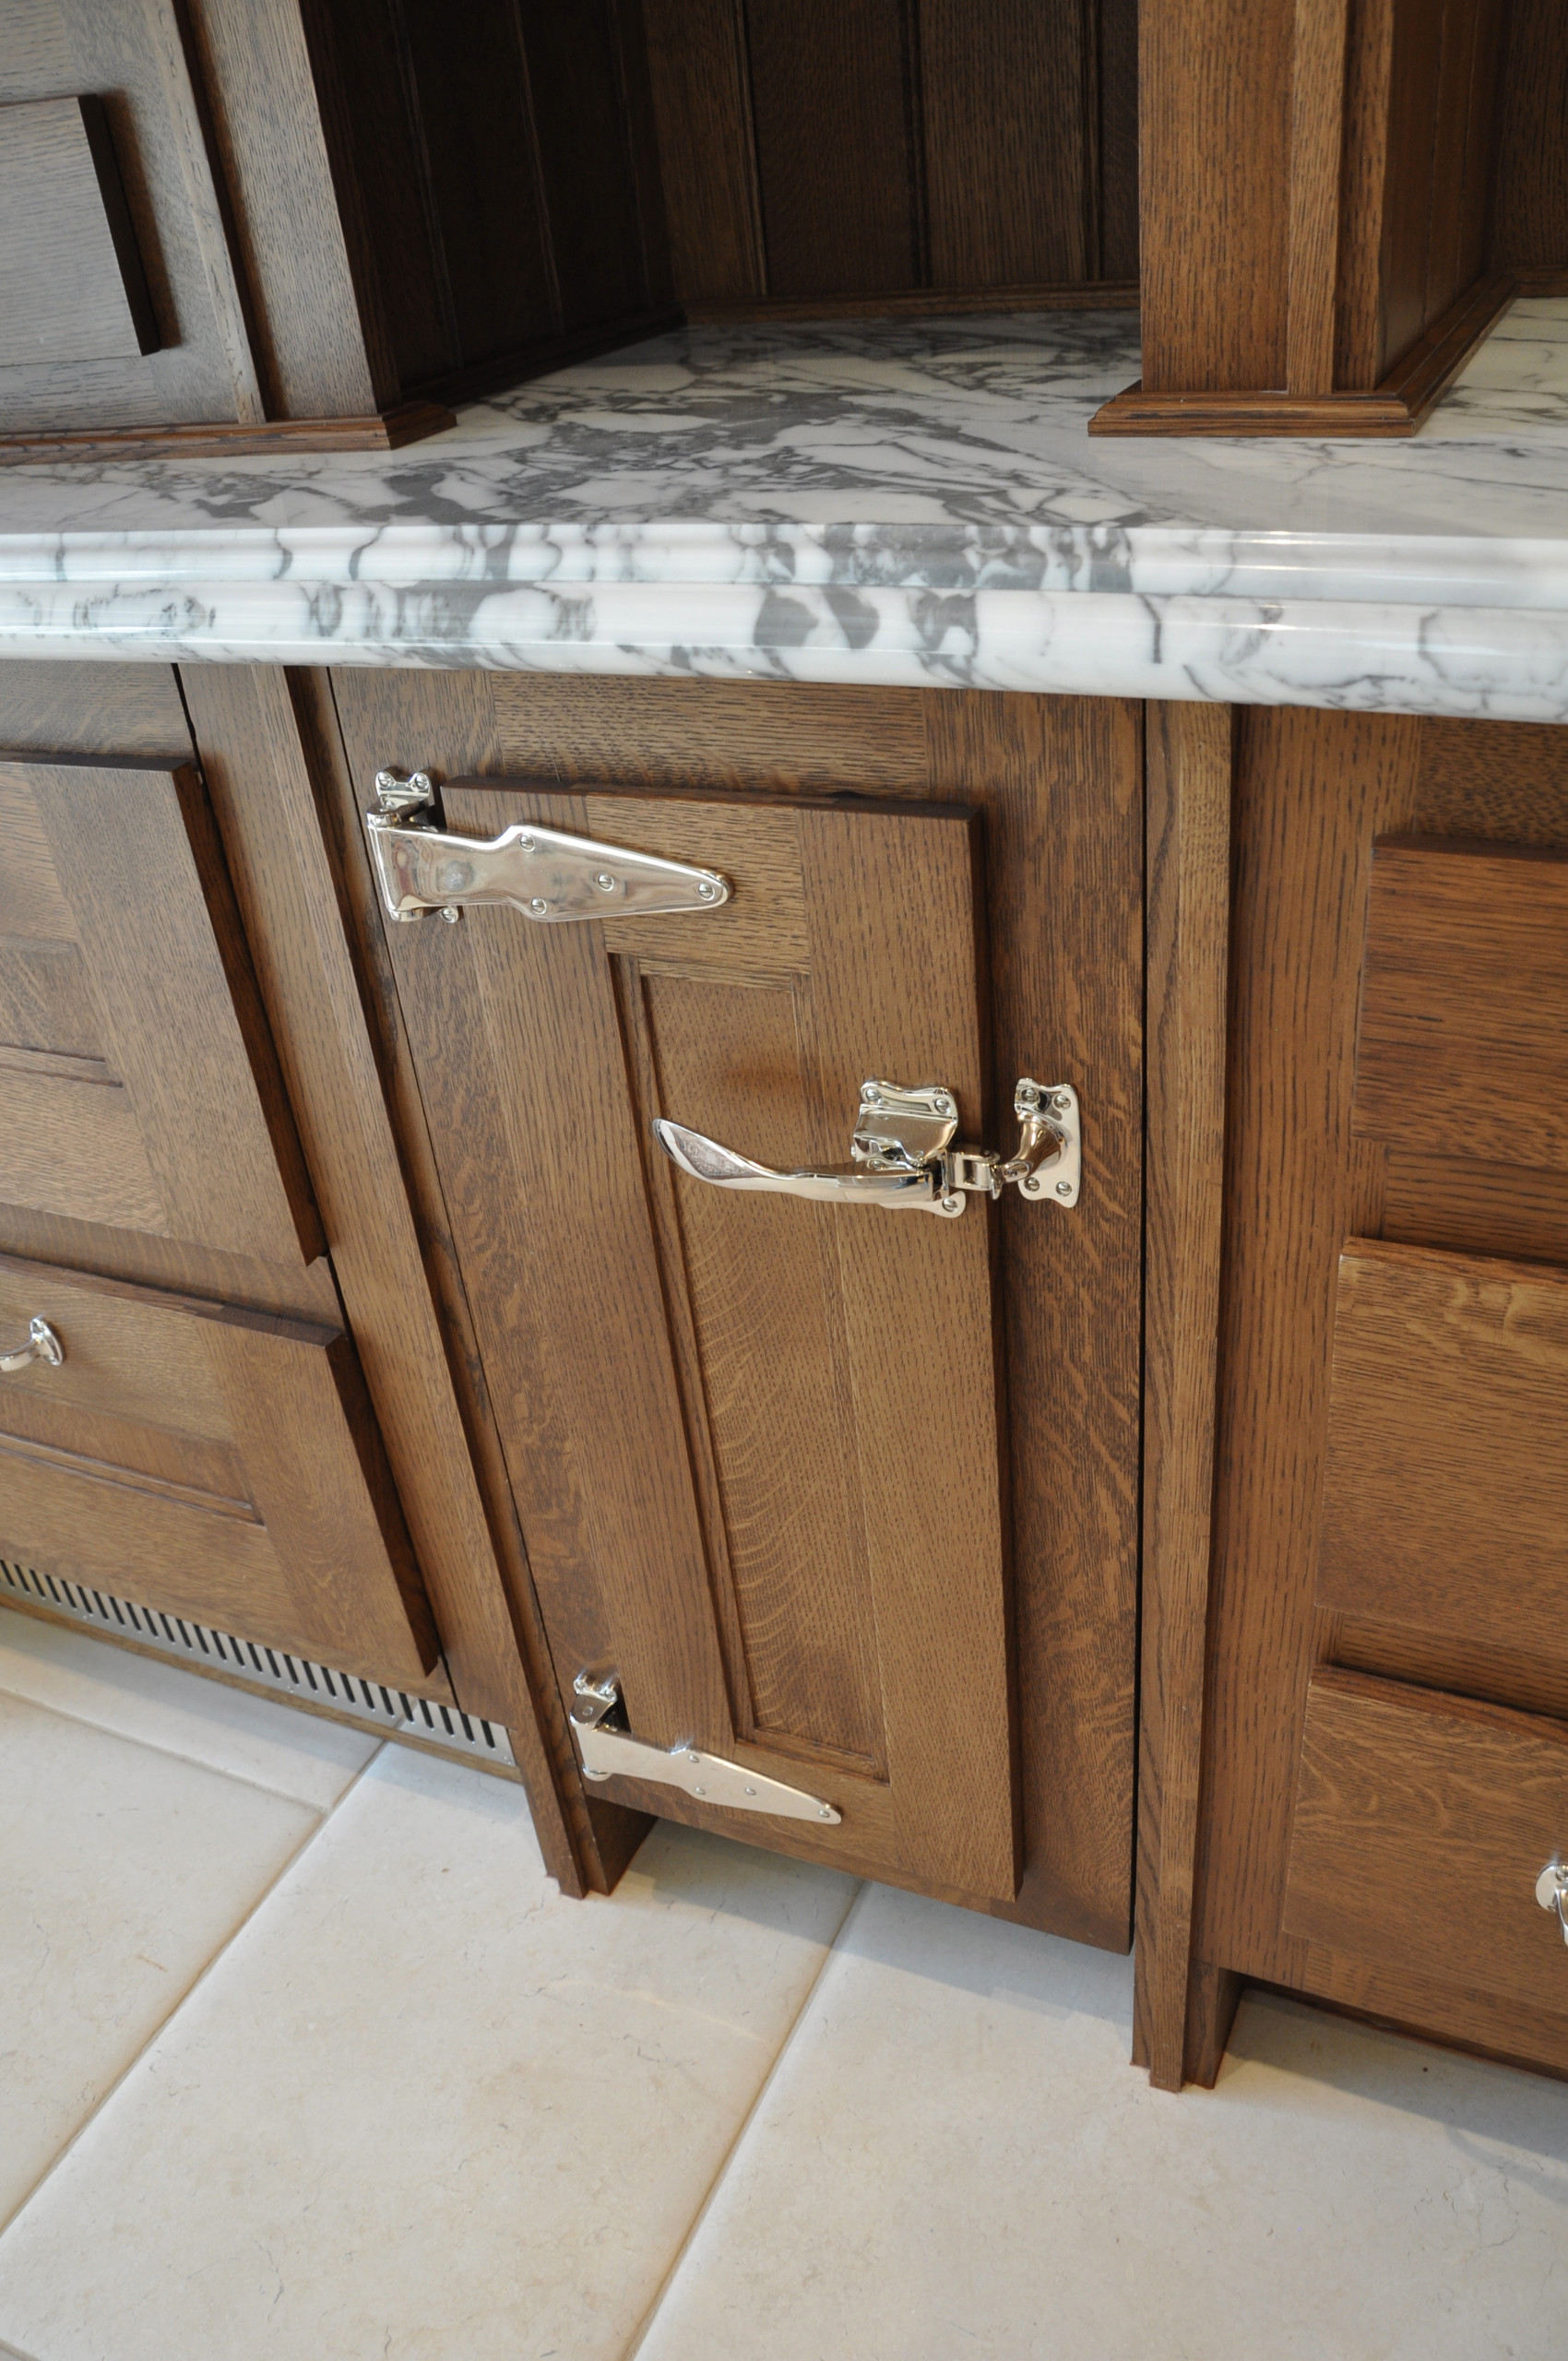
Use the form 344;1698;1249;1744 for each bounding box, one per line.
0;1252;438;1683
0;754;320;1265
385;782;1018;1901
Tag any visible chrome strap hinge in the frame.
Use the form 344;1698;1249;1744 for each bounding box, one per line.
569;1672;840;1824
366;769;731;926
1538;1860;1568;1945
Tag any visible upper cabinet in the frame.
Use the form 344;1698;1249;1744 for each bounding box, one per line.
640;0;1139;311
0;0;669;457
1098;0;1568;436
6;0;1566;459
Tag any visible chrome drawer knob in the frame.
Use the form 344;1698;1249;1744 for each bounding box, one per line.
0;1317;64;1375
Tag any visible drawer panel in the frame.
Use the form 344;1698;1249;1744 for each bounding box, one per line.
0;1253;437;1687
0;758;321;1267
1283;1669;1568;2015
1316;1237;1568;1655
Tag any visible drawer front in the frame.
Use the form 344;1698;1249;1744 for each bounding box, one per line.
1283;1669;1568;2015
0;1252;436;1686
1316;1237;1568;1657
0;756;320;1267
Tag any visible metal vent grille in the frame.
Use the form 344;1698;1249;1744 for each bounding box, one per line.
0;1560;517;1774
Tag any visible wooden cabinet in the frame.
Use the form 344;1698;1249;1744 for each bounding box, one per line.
329;670;1145;1940
0;1253;433;1681
1147;711;1568;2089
0;668;457;1705
1283;1669;1568;2023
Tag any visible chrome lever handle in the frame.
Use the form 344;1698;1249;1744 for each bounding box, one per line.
653;1119;945;1212
0;1317;64;1375
654;1077;1082;1221
366;769;731;925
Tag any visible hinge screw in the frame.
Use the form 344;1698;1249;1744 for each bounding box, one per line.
697;880;718;899
439;906;460;924
594;872;616;892
1055;1180;1072;1197
529;897;549;915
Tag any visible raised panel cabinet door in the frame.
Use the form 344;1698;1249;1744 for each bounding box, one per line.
0;755;321;1264
0;1252;440;1684
382;780;1019;1902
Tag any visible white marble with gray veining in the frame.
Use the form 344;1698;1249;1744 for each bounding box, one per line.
3;299;1568;718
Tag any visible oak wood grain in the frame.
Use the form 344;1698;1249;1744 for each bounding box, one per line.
1317;1239;1568;1657
1284;1668;1568;2015
25;755;322;1264
0;1248;436;1680
1353;837;1568;1173
1135;701;1233;2090
0;95;158;365
319;663;641;1894
176;667;590;1845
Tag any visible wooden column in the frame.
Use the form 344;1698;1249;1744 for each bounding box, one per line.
1134;702;1232;2092
1096;0;1514;436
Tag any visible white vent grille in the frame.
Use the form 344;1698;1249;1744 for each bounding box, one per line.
0;1560;517;1774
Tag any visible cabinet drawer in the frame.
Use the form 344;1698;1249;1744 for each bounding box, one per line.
0;1253;436;1687
1316;1238;1568;1658
0;755;320;1267
1283;1669;1568;2015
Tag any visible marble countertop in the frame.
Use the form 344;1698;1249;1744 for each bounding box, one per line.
3;298;1568;720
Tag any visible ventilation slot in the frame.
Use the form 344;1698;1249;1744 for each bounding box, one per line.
0;1560;517;1774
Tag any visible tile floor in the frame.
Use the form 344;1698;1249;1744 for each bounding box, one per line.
1;1603;1564;2361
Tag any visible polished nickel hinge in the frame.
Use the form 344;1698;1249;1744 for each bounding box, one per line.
570;1671;841;1823
366;769;731;925
656;1076;1081;1218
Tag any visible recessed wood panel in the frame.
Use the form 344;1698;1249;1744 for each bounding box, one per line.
1284;1670;1568;2015
920;0;1091;286
0;755;322;1266
0;94;157;366
1317;1238;1568;1656
0;1253;436;1682
745;0;921;298
634;964;882;1767
380;775;1016;1901
1353;836;1568;1173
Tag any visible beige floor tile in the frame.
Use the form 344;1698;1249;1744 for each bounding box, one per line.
0;1692;320;2232
0;1607;381;1809
635;1884;1568;2361
0;1747;858;2361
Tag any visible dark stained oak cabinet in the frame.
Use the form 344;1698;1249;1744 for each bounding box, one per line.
6;0;1568;2089
327;670;1146;1945
6;654;1568;2083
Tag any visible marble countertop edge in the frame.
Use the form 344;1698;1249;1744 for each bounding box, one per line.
3;583;1562;725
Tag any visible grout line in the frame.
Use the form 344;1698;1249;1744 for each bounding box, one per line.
0;1740;387;2248
0;1682;380;1813
620;1877;872;2361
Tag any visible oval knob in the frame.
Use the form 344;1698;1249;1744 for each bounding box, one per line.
1537;1861;1568;1944
0;1316;64;1375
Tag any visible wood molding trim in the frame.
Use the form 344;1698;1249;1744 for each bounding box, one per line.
0;399;455;468
174;663;591;1895
1134;701;1234;2092
1091;271;1515;438
683;279;1141;324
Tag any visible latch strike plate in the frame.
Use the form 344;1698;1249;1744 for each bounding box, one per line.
570;1672;841;1824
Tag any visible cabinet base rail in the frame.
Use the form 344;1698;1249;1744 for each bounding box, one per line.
0;1560;517;1777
